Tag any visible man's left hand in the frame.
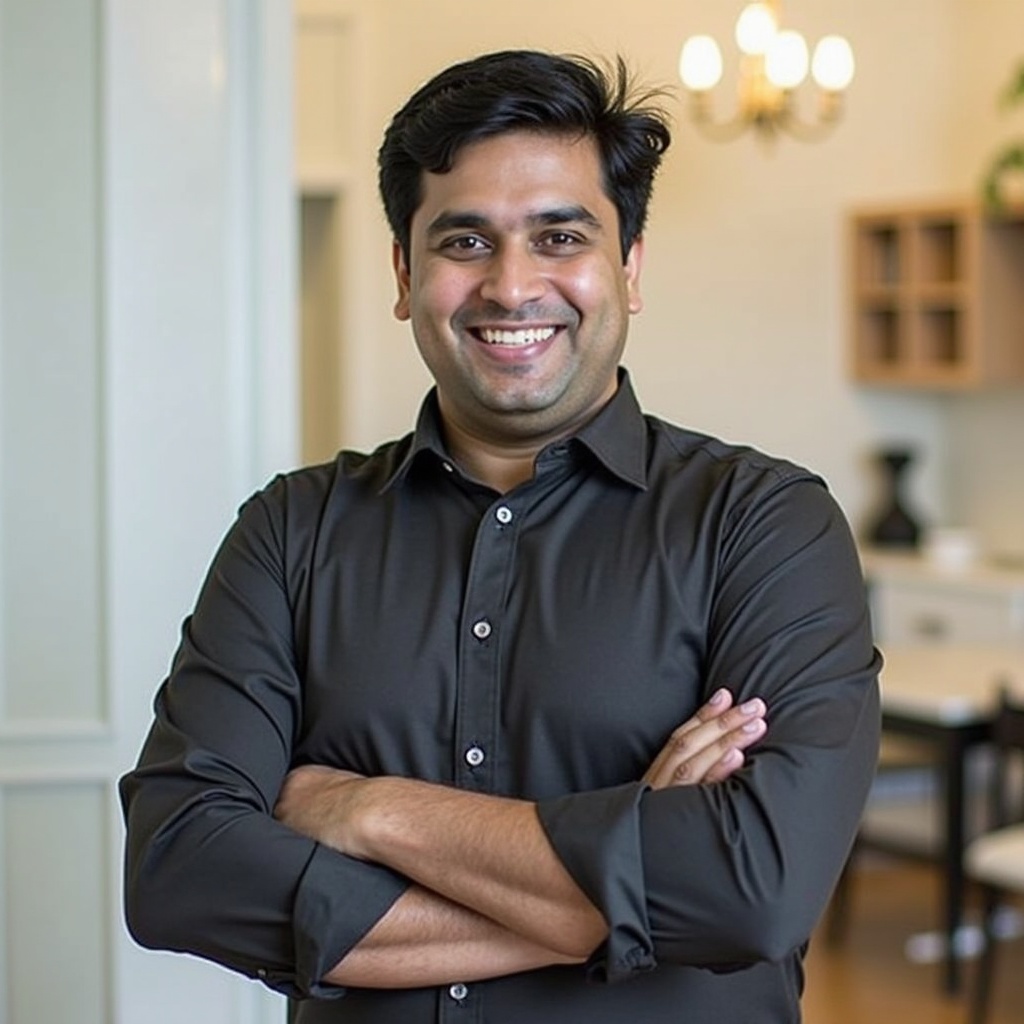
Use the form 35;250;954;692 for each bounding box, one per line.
641;689;767;790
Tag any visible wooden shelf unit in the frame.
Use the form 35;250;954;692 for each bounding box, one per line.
848;201;1024;389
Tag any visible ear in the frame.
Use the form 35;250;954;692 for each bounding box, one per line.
624;237;645;315
392;240;411;321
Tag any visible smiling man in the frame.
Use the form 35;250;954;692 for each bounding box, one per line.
397;129;640;491
121;51;881;1024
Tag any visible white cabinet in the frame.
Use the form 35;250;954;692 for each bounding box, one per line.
861;547;1024;646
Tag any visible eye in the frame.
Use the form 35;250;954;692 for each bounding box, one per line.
536;230;586;253
438;234;491;259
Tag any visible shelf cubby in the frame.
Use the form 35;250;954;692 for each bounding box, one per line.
849;201;1024;389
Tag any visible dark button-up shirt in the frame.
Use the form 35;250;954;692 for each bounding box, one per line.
121;373;881;1023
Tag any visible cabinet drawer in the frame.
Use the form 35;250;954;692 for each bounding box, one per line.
871;582;1021;645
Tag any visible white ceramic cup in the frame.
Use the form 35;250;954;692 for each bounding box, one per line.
924;527;980;572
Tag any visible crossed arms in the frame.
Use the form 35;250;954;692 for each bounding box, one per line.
121;473;881;997
273;690;768;988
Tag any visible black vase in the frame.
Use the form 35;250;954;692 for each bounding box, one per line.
867;449;922;548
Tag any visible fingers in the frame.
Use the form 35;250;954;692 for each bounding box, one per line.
641;690;767;791
640;688;732;786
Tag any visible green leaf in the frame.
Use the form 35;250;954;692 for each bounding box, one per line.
980;142;1024;212
999;60;1024;109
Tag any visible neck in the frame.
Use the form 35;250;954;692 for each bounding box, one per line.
443;423;542;493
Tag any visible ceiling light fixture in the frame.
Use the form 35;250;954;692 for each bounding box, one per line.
678;1;855;143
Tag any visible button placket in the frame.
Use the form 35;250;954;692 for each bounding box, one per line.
454;496;526;791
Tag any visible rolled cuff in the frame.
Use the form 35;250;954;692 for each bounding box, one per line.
291;843;410;998
536;782;655;984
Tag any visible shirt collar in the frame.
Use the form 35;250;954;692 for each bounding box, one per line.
569;369;648;490
381;368;649;493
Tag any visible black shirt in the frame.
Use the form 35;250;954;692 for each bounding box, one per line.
121;373;881;1023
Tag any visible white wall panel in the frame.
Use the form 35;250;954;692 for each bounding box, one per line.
104;1;294;1021
0;0;294;1021
1;783;110;1024
0;0;105;726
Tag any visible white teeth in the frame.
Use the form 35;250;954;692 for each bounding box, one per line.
478;327;557;347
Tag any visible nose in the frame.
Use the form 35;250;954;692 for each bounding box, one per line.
478;244;546;309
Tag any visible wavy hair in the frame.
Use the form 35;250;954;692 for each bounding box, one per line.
378;50;672;264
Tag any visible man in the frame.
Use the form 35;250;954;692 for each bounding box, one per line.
121;50;881;1023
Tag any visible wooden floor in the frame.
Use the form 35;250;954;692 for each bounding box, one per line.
802;861;1024;1024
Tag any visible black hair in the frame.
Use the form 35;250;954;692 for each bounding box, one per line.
377;50;672;264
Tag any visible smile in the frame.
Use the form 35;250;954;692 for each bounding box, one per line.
476;326;558;347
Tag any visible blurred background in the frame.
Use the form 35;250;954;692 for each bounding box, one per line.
0;1;1022;1021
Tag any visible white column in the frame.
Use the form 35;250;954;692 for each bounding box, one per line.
103;1;295;1021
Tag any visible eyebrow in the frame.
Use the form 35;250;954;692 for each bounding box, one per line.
425;205;604;237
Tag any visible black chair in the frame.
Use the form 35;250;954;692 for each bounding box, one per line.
824;735;943;944
965;686;1024;1024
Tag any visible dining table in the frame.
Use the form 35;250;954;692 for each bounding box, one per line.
865;643;1024;994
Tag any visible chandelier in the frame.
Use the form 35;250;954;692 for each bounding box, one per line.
678;1;855;143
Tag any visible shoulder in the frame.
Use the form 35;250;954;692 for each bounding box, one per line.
639;418;865;615
637;415;858;565
235;435;414;541
643;414;826;513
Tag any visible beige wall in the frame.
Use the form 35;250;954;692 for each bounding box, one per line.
336;0;1024;556
947;0;1024;558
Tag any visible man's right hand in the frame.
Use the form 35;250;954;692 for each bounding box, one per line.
642;689;767;790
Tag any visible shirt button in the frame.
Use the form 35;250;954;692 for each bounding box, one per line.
465;746;485;767
449;982;469;1001
495;505;513;525
442;461;454;473
472;619;492;640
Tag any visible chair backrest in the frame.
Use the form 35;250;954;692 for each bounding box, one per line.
989;685;1024;830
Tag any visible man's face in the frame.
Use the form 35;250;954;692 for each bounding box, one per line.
393;130;644;449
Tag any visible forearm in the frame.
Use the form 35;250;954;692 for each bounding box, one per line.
349;779;607;959
638;693;880;964
343;693;767;959
326;882;582;988
276;693;767;967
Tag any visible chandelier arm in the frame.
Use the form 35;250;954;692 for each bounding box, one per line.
686;93;760;143
779;92;844;142
779;115;838;143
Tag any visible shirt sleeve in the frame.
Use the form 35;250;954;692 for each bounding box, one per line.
536;475;881;983
119;482;409;998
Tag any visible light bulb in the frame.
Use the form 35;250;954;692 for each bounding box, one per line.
679;35;723;91
735;3;777;56
765;29;809;90
811;35;855;91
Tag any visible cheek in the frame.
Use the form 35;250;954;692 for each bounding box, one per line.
413;266;476;321
562;264;630;321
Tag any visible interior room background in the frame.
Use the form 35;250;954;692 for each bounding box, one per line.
0;1;1021;1022
337;0;1024;560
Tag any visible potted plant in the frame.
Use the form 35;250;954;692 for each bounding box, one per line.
981;60;1024;212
